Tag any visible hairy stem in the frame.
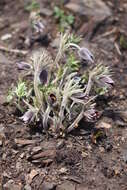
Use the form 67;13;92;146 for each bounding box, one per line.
69;43;80;50
67;108;84;133
84;74;93;96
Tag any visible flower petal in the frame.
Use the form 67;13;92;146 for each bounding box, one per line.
20;110;34;123
39;69;48;84
17;61;31;70
78;47;94;63
84;109;99;122
33;21;44;33
99;75;114;88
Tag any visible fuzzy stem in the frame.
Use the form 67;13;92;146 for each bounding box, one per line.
67;108;84;133
84;74;93;96
69;43;80;50
43;105;51;131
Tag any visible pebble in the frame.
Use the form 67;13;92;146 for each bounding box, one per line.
41;182;56;190
1;33;12;41
65;0;111;18
3;180;22;190
24;184;32;190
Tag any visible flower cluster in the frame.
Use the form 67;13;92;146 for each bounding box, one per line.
8;33;114;135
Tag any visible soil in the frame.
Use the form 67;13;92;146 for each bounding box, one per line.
0;0;127;190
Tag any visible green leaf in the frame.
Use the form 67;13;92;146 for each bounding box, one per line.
68;33;81;44
25;0;40;12
15;81;27;98
66;14;74;25
7;90;14;103
54;6;64;19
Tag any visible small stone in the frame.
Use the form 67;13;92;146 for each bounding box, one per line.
26;169;39;184
16;161;22;172
57;181;74;190
65;0;111;18
96;121;112;129
0;140;2;146
31;146;42;153
3;180;22;190
3;171;11;178
59;167;68;174
1;33;12;41
0;126;5;146
0;53;10;64
24;184;32;190
40;8;53;16
99;147;105;153
0;18;9;30
15;139;37;146
20;153;25;159
41;182;56;190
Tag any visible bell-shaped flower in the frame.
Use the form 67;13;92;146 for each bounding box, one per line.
39;69;48;85
98;75;114;88
33;21;45;33
17;61;32;70
20;110;34;123
78;47;94;63
84;108;99;122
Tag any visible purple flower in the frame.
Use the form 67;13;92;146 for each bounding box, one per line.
78;47;94;63
33;21;44;33
72;92;87;99
84;108;99;122
20;110;34;123
17;62;31;70
98;75;114;88
39;69;48;85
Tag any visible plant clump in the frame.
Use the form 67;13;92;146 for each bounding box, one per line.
8;32;114;136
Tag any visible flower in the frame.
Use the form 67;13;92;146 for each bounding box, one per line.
48;93;57;105
78;47;94;63
20;110;34;123
84;108;99;122
30;12;45;33
39;69;48;85
33;21;44;33
98;75;114;88
17;61;32;70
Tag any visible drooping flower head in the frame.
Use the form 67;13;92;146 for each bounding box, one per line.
84;108;99;122
39;69;48;85
98;75;114;88
78;47;94;63
20;110;34;123
69;42;94;64
17;61;32;70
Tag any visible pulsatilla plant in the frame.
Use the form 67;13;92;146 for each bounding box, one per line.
8;32;114;135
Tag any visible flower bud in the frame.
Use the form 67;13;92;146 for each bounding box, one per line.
98;75;114;88
20;110;34;123
17;62;31;70
78;47;94;63
84;108;99;122
39;69;48;85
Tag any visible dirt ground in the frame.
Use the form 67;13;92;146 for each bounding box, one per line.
0;0;127;189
